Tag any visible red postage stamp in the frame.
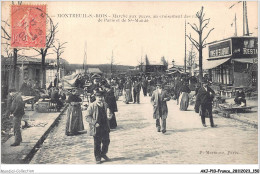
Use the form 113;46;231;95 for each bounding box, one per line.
11;5;46;48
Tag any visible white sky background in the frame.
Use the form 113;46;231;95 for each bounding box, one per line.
1;1;258;66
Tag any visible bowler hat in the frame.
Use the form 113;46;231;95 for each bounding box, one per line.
95;91;104;96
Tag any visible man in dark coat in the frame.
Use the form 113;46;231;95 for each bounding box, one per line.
141;77;148;96
234;89;246;106
20;79;29;95
195;79;217;128
4;89;25;146
54;75;58;87
151;82;171;133
51;87;63;111
133;79;141;104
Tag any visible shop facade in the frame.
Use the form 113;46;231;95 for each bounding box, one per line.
206;36;258;89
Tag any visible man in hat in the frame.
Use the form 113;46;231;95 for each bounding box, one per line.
141;76;148;97
89;75;102;103
133;78;141;104
151;82;171;134
51;87;63;112
85;91;113;164
234;89;246;106
195;78;217;128
4;89;25;146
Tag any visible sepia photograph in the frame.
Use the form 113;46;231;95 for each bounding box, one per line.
1;0;259;173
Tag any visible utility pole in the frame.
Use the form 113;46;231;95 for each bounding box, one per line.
184;19;187;73
244;1;249;36
140;47;143;72
111;50;113;77
243;1;245;36
235;13;237;36
83;41;88;73
230;1;249;36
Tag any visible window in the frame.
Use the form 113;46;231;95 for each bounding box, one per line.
212;66;232;85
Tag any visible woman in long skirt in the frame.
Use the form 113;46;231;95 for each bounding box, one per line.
124;78;133;104
66;88;84;136
179;82;191;111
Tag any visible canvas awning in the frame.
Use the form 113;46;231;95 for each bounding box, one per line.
233;58;254;64
204;57;231;69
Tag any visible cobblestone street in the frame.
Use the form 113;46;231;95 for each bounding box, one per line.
30;94;258;164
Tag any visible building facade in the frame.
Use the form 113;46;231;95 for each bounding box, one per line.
205;36;258;88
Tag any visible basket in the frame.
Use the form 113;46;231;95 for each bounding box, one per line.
36;102;49;113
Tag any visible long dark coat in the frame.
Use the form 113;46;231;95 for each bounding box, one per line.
104;89;118;113
151;89;171;119
195;86;215;113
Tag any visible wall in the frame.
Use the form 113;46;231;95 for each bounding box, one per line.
233;72;250;87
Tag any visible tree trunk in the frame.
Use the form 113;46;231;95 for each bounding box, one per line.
12;48;18;90
199;41;203;82
41;49;46;89
57;54;60;87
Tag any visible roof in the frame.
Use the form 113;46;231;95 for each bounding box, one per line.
202;57;231;70
46;58;68;65
207;36;258;45
1;55;48;65
87;68;102;73
233;58;254;64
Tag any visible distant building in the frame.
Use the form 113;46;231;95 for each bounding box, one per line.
45;58;68;86
75;67;102;74
139;58;167;74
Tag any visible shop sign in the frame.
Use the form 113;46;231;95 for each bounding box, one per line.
208;40;231;59
232;37;258;58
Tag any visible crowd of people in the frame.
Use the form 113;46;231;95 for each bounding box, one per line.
3;71;249;164
61;72;219;163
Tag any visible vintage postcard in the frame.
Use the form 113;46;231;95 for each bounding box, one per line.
1;1;258;173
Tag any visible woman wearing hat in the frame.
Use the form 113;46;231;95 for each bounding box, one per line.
179;81;191;111
65;88;84;136
123;77;133;104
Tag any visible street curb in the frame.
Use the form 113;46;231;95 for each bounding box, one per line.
229;114;258;129
22;104;69;164
214;112;258;129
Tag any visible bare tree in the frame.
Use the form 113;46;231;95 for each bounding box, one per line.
186;6;214;82
1;19;19;89
53;40;67;85
186;45;197;75
33;18;58;88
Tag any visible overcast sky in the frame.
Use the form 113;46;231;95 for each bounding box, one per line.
1;1;258;66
